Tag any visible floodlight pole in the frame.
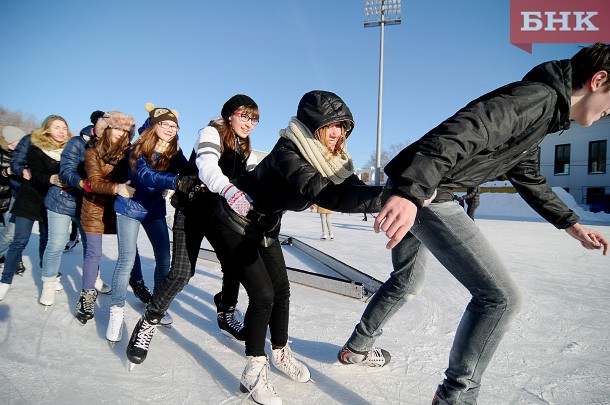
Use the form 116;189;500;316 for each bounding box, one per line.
364;0;401;186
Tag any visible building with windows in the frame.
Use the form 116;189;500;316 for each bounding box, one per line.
539;116;609;212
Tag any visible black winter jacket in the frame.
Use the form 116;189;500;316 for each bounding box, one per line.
0;146;14;213
385;59;578;229
227;91;383;240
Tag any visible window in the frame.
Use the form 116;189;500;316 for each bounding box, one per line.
588;140;606;173
554;144;571;175
586;187;605;205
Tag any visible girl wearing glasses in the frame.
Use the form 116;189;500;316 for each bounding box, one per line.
125;95;259;366
106;104;188;345
214;90;383;404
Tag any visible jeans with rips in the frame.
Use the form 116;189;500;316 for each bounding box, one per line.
111;214;170;308
346;201;524;404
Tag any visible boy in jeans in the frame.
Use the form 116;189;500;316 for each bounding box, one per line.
339;43;609;404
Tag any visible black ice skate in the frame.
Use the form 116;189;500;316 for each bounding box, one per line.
126;312;161;370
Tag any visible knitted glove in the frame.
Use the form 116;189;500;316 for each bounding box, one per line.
221;184;252;217
116;182;136;198
175;174;201;194
79;179;93;193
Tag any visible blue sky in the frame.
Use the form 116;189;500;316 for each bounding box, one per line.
0;0;591;168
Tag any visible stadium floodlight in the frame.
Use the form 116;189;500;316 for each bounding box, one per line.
364;0;402;185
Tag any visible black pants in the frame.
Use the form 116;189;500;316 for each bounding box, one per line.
147;198;240;317
214;220;290;357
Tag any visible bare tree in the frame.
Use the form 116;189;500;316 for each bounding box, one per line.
0;106;40;135
363;142;407;169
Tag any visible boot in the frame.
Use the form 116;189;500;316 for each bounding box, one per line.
75;289;98;324
126;311;162;364
271;344;310;383
337;344;391;367
55;272;63;291
0;282;10;301
106;305;124;342
129;279;152;304
240;356;282;405
94;271;111;294
39;280;56;306
214;292;245;341
15;260;25;276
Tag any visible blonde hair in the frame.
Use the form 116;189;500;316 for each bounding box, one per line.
315;122;347;156
32;115;72;148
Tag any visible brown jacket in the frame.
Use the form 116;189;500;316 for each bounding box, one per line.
317;206;332;215
81;148;128;234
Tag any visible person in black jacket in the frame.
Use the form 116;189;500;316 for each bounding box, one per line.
338;43;609;404
0;116;71;306
210;90;383;404
454;186;480;220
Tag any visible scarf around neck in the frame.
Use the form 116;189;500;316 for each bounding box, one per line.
279;117;353;185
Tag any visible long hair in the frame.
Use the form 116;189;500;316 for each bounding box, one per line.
31;115;72;148
129;126;178;173
95;127;131;165
209;105;258;158
315;122;347;157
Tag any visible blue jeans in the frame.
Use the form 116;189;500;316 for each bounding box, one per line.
346;202;524;404
0;198;17;258
111;214;170;307
0;215;48;284
42;210;87;280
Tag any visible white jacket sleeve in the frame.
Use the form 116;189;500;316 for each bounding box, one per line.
194;126;231;194
245;150;258;171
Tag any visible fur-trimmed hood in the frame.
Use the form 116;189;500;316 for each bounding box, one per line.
30;130;69;152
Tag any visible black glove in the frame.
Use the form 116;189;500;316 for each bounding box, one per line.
175;174;201;194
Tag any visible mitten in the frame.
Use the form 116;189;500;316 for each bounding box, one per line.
221;184;252;217
116;182;136;198
175;174;200;194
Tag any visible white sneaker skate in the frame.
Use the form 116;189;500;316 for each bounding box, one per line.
94;272;111;294
0;282;10;301
106;305;124;343
39;280;56;306
240;356;282;405
271;344;310;383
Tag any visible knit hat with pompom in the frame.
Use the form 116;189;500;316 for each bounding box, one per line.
145;102;179;127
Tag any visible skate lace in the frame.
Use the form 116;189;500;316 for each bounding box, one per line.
83;293;96;313
252;361;278;396
222;311;244;332
274;347;303;379
366;347;386;365
134;320;157;350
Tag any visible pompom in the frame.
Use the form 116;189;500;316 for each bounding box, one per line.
145;102;155;112
171;109;179;118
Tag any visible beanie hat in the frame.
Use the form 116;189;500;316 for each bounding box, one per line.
94;111;136;139
1;126;26;144
90;110;105;125
221;94;257;120
145;102;179;127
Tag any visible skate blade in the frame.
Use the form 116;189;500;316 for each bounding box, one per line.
107;340;120;348
128;361;136;371
75;316;88;325
97;288;112;295
159;323;172;329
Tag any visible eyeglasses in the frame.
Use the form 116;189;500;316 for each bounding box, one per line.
233;112;259;126
158;122;180;132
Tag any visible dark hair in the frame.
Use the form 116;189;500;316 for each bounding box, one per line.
208;105;256;158
571;43;610;91
95;126;131;165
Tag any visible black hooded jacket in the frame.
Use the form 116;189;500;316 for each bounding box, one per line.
384;59;579;229
222;91;383;240
235;91;382;215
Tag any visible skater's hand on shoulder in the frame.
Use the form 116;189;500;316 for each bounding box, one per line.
565;223;608;255
375;195;417;250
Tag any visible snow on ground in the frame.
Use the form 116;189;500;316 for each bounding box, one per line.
0;192;609;405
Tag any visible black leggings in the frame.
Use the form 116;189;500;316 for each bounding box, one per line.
213;221;290;357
